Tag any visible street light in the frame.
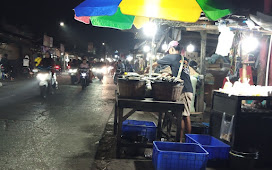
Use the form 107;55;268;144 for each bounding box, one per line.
60;22;65;27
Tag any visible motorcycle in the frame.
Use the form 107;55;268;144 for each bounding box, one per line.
22;66;31;78
0;64;4;80
68;68;78;85
79;68;89;89
92;67;106;81
0;64;9;80
36;66;58;98
54;65;61;75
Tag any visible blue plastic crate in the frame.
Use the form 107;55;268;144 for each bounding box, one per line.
122;120;157;142
185;134;230;160
152;141;209;170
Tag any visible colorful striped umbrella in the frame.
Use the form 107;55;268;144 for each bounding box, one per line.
196;0;233;21
119;0;202;23
91;7;135;30
74;0;121;17
74;0;233;30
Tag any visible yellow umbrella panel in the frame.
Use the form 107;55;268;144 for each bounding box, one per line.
120;0;202;23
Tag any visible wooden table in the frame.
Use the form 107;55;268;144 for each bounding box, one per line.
114;94;184;157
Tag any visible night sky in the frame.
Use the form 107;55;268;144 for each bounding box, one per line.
1;0;136;54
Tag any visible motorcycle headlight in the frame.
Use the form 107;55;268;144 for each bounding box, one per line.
33;68;38;73
92;68;97;72
107;66;113;71
37;73;50;81
69;69;77;73
101;67;107;74
81;73;87;77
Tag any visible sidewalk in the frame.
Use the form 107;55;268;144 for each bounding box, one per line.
91;109;224;170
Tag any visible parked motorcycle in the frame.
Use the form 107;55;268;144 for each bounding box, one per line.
36;67;58;98
79;68;89;89
68;68;78;85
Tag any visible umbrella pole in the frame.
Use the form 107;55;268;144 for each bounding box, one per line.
265;35;272;86
149;35;155;78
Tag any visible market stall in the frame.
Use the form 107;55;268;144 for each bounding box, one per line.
73;0;272;169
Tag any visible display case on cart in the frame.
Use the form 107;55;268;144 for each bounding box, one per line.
210;91;272;168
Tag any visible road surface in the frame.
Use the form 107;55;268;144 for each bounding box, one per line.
0;74;116;170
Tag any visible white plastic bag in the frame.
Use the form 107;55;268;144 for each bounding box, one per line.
220;112;234;142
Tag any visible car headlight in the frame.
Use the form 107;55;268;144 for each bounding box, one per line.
37;73;50;81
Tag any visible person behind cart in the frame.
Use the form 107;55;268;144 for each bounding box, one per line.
145;41;193;142
117;59;125;73
125;60;135;72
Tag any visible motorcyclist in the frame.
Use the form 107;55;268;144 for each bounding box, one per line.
39;51;57;88
0;54;9;73
39;52;55;68
23;55;31;78
71;56;81;68
77;58;92;83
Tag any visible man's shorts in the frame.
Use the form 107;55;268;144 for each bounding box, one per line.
179;92;193;117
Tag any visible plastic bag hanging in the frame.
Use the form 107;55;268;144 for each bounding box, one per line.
220;112;234;142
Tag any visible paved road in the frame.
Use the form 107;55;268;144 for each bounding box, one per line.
0;74;116;170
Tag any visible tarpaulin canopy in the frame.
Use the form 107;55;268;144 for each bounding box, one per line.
119;0;202;23
196;0;233;21
74;0;122;17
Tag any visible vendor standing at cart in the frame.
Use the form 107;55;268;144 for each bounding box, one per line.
145;41;193;142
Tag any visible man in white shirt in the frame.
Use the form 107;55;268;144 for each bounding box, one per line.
23;55;30;67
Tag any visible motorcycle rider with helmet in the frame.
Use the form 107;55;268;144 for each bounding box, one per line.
39;51;58;88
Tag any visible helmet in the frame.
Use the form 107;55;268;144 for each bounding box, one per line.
25;55;29;59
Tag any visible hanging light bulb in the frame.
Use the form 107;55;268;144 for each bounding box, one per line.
143;45;151;53
162;42;168;51
187;44;195;52
241;36;259;53
143;22;157;37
